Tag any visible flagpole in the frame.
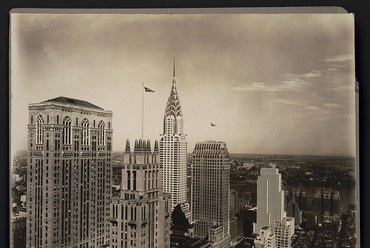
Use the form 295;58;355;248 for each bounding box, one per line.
142;83;144;140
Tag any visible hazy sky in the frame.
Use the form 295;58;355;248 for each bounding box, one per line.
10;12;355;156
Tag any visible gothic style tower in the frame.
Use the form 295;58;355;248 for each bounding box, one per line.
160;61;189;217
110;139;171;248
27;97;112;248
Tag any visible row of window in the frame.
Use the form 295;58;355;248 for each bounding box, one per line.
34;115;109;146
31;114;111;128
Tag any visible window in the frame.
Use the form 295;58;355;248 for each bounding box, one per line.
36;115;44;144
127;171;131;190
133;171;136;190
81;119;90;145
63;117;72;145
98;121;105;146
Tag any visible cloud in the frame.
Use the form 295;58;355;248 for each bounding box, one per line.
281;70;320;82
274;98;302;106
278;80;309;91
302;70;322;78
324;54;353;63
232;82;279;92
232;70;318;93
306;106;320;111
324;103;341;108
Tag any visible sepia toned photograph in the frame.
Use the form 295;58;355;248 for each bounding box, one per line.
10;9;358;248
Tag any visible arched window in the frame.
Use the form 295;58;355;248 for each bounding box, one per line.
63;117;72;145
133;171;136;190
81;119;90;145
36;115;44;144
127;171;131;190
98;121;105;146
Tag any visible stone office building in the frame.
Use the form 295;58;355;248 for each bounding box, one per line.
27;97;113;248
191;141;231;248
110;139;171;248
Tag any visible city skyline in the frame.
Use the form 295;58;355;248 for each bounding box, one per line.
11;11;355;157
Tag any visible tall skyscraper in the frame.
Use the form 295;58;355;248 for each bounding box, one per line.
191;141;230;248
110;139;171;248
255;166;285;233
160;62;188;215
27;97;113;248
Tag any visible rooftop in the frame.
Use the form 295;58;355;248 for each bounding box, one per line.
41;96;104;110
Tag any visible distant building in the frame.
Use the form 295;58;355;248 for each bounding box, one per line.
160;62;189;218
243;208;257;238
314;189;323;214
254;167;285;233
191;141;231;247
230;189;240;218
332;190;340;217
312;188;341;218
286;197;301;227
170;204;195;247
13;174;21;182
255;226;276;248
305;211;318;227
242;163;254;170
230;216;244;246
27;97;113;248
11;216;26;248
273;217;294;248
299;191;308;212
110;139;171;248
323;187;332;215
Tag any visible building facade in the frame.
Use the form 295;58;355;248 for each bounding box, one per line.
191;141;230;247
160;63;189;215
27;97;113;248
255;167;285;234
255;226;276;248
110;139;171;248
230;189;240;218
272;217;294;248
12;216;27;248
286;197;301;227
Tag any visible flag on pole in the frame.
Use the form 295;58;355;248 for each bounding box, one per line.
144;86;155;93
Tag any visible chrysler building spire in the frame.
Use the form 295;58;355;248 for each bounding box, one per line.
173;59;176;78
163;61;184;134
160;61;189;217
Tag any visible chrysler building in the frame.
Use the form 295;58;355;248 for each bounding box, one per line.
160;62;189;217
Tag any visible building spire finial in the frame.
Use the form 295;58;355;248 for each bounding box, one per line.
173;58;176;78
